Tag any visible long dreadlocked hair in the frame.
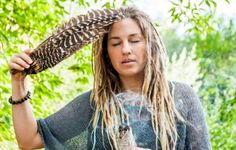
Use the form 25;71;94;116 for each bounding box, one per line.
91;7;184;150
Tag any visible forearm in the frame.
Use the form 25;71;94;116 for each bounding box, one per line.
11;79;42;149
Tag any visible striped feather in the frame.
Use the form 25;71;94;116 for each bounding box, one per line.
12;8;125;75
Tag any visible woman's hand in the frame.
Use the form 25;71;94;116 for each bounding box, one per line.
8;49;33;81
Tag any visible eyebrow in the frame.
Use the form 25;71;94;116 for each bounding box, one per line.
108;33;142;40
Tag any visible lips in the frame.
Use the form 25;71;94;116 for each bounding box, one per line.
121;59;136;64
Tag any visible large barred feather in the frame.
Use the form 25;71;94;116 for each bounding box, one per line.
13;8;125;75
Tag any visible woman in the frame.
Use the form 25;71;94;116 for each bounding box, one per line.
8;7;211;150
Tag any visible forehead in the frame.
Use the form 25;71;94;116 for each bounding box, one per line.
108;18;142;38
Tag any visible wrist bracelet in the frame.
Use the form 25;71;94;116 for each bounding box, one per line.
9;91;31;105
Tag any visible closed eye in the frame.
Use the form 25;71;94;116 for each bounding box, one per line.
112;43;121;46
131;40;140;43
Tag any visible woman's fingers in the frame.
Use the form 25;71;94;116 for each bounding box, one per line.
12;57;30;69
9;50;33;71
17;52;33;64
24;49;33;55
8;63;25;71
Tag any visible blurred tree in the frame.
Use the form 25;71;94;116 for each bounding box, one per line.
164;20;236;150
169;0;231;33
167;1;236;149
0;1;68;148
189;19;236;149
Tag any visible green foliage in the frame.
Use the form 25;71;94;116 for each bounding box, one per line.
0;1;68;148
159;25;186;61
164;15;236;149
166;1;236;148
191;20;236;149
169;0;231;33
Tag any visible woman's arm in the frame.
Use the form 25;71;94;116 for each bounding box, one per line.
9;50;43;149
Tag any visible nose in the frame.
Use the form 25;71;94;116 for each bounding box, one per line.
121;41;131;55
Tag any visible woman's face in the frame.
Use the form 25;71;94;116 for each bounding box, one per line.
107;18;147;79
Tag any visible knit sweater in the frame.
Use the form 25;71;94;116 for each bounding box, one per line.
37;82;211;150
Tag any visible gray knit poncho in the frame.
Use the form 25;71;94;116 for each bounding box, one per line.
37;82;211;150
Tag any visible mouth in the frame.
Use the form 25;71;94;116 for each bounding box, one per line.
121;59;136;64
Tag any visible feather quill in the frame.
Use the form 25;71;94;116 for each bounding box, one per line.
11;8;125;75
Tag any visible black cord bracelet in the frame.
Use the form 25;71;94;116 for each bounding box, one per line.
8;91;31;105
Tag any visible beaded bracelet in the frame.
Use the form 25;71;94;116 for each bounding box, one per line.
8;91;31;105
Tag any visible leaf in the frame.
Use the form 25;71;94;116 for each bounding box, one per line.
168;7;176;14
205;0;211;7
212;1;217;7
170;1;179;6
68;65;81;71
102;2;111;9
187;0;191;9
122;0;128;6
0;31;9;48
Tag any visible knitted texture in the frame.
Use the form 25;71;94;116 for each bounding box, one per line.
37;82;211;150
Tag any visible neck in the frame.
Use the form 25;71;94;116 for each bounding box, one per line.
119;74;144;92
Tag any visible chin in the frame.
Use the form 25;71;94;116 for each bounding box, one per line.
118;70;143;78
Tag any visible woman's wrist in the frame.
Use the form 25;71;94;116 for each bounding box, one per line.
11;78;28;101
11;75;26;82
11;79;26;90
11;73;27;87
9;91;31;105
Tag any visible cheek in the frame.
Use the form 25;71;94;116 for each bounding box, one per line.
108;46;120;60
139;46;147;62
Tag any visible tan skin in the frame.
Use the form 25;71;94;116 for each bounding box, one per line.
8;49;43;149
9;18;150;150
107;18;147;92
